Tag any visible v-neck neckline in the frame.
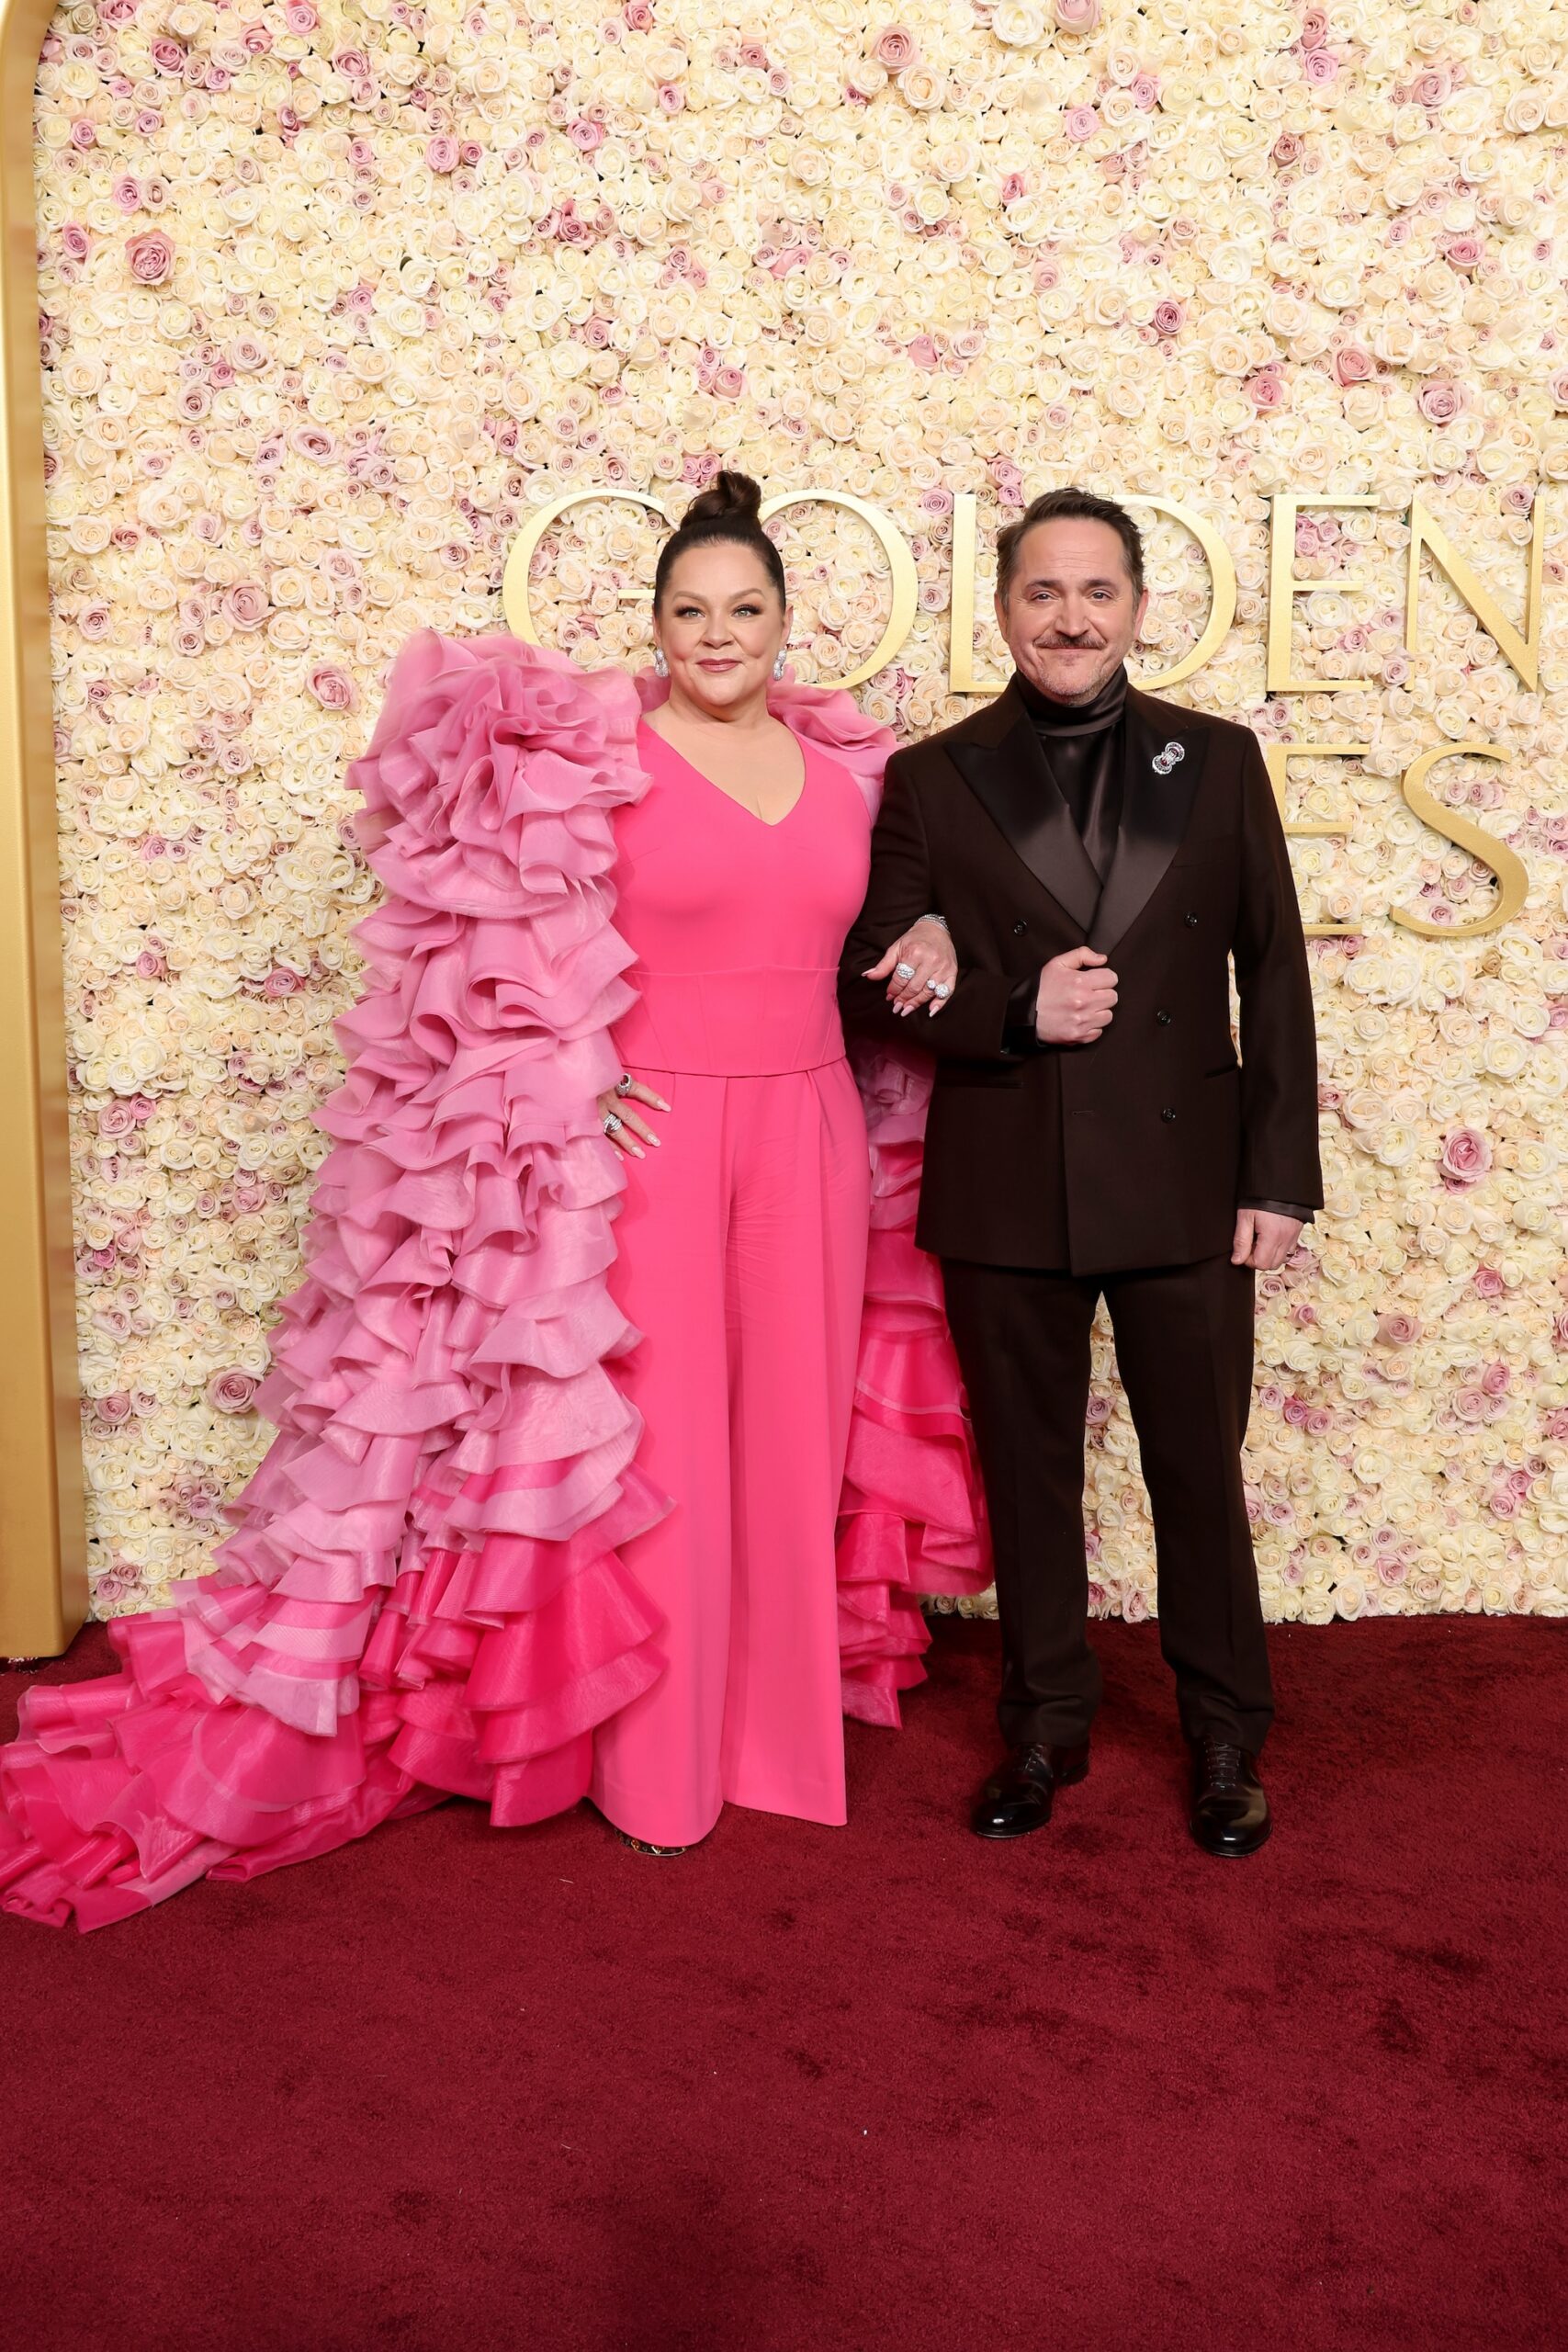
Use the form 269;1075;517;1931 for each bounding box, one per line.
640;718;809;831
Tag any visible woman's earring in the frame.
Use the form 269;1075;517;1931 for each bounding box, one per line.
653;648;668;678
773;650;787;680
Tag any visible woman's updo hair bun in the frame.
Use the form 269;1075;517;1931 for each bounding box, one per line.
679;469;765;529
653;469;787;611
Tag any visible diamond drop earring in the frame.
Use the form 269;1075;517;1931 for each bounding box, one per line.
653;648;668;678
773;650;787;680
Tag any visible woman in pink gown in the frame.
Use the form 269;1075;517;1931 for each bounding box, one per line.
0;474;987;1927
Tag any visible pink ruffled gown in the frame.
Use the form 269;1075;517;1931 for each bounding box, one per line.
0;636;988;1929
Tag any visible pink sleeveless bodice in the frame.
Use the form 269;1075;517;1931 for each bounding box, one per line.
610;720;873;1076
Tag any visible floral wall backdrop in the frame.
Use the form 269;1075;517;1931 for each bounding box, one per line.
34;0;1568;1623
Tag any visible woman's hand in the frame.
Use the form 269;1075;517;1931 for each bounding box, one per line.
862;915;958;1017
598;1077;669;1159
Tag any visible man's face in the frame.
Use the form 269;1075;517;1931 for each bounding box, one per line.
994;517;1148;705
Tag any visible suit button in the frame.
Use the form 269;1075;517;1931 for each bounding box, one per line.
1161;1106;1177;1122
1156;1010;1172;1025
1185;911;1199;927
1012;920;1028;935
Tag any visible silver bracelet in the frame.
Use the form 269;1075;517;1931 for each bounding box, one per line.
917;911;949;931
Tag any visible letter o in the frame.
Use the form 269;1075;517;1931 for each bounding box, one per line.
757;492;919;689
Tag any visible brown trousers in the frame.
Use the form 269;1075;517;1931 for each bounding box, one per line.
941;1252;1273;1754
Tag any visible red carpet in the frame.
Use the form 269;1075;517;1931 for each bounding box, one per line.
2;1612;1562;2351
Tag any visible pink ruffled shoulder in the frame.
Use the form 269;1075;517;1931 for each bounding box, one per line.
0;632;670;1928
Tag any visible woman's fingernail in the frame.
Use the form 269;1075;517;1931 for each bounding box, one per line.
649;1135;661;1145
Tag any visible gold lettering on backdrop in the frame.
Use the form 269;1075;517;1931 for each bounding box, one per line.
502;488;675;643
948;492;1006;695
1405;497;1546;690
1266;494;1380;694
1392;745;1528;939
756;491;918;689
501;487;1547;939
1122;496;1239;694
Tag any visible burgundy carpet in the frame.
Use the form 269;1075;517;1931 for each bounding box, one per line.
2;1613;1562;2352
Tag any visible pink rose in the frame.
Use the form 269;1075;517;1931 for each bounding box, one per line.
1299;9;1329;47
1302;48;1340;85
1418;380;1462;424
1376;1312;1421;1345
873;25;919;69
1055;0;1100;29
1411;66;1451;107
1272;131;1303;166
711;364;745;399
1153;299;1184;336
1445;235;1483;269
1132;74;1161;109
1064;105;1100;142
283;0;318;28
1481;1360;1511;1397
94;1392;134;1425
226;582;269;628
625;0;654;26
1473;1267;1506;1299
1440;1126;1491;1183
126;229;174;284
206;1370;259;1415
1454;1388;1489;1423
657;81;685;110
425;136;459;173
308;664;356;711
1334;345;1372;385
908;334;940;368
1248;369;1287;410
569;117;605;150
262;969;301;998
98;1102;137;1138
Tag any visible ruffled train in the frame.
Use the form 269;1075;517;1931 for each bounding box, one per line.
0;636;987;1930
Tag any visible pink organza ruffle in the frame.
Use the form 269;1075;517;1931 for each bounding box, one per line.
0;643;992;1929
0;634;670;1930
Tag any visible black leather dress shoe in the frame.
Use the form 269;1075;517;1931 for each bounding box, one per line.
970;1741;1089;1839
1189;1736;1270;1857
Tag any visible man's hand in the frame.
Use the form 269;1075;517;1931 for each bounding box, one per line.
1033;946;1118;1046
1231;1208;1303;1272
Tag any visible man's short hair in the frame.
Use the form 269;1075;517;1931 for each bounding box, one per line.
995;488;1145;604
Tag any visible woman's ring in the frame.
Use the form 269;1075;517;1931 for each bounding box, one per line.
895;961;916;980
931;981;951;998
615;1073;634;1097
604;1111;624;1136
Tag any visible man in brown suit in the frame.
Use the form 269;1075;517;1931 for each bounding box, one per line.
840;489;1321;1856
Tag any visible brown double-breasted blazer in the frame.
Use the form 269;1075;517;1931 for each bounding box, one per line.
839;678;1323;1275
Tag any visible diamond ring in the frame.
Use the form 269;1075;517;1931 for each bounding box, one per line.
615;1073;634;1098
931;981;951;998
895;961;916;980
604;1111;624;1136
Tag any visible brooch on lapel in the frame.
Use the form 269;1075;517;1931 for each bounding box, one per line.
1152;741;1186;776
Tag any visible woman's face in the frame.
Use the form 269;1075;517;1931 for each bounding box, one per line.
653;540;790;714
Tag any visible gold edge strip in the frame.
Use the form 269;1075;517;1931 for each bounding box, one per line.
0;0;88;1657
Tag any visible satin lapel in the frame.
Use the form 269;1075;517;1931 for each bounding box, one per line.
1088;690;1207;956
947;687;1101;936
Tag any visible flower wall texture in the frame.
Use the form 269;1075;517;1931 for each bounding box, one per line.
34;0;1568;1623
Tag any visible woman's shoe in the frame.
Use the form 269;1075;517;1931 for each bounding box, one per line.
615;1830;691;1857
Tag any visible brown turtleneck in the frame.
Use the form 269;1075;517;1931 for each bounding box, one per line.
1016;663;1128;884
